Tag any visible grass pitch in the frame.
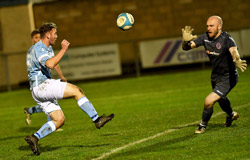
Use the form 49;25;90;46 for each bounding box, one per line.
0;68;250;159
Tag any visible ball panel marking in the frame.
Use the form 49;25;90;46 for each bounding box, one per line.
117;12;134;30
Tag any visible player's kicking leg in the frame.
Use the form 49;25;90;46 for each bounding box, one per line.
195;92;220;134
24;105;43;125
63;83;114;129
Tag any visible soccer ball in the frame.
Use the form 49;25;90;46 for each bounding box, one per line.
116;13;134;31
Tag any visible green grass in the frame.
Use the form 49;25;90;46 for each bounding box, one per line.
0;68;250;159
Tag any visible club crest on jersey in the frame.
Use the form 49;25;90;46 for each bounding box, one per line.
216;42;221;49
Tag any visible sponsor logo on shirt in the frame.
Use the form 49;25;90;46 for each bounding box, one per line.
205;50;220;56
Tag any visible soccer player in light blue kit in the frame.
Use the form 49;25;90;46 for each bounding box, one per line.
24;29;66;129
25;22;114;156
24;30;43;125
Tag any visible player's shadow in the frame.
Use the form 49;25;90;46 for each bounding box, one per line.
19;143;110;155
206;123;238;132
109;122;237;159
207;123;224;129
0;135;25;142
0;127;39;142
110;123;237;158
171;122;237;131
110;133;197;159
19;144;61;156
171;123;197;129
18;126;39;133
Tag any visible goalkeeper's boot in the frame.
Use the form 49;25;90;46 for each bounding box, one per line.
24;108;31;125
25;135;40;156
95;114;114;129
194;124;206;134
224;111;239;127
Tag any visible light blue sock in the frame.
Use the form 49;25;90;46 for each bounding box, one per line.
34;121;56;140
28;105;43;115
77;97;98;121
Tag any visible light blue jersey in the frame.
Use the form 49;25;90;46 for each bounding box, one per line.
26;41;54;89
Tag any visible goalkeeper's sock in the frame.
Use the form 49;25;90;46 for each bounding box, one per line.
218;97;233;117
34;121;56;140
201;107;213;126
77;96;99;121
28;105;43;115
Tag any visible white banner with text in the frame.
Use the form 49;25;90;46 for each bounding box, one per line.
52;43;121;80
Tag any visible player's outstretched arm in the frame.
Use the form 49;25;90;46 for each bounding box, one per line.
182;26;197;50
229;46;247;72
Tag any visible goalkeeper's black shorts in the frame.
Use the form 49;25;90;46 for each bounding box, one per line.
211;75;238;99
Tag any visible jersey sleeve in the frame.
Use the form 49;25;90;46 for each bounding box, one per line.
50;46;55;56
227;35;237;48
26;46;33;68
193;34;205;47
35;47;50;68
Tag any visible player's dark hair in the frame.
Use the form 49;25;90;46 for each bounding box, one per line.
31;29;40;38
39;22;57;38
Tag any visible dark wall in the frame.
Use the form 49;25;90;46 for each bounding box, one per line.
33;0;250;63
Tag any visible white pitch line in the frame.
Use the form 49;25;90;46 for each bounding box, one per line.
92;102;250;160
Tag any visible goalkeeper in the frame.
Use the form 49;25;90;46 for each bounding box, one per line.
181;15;247;134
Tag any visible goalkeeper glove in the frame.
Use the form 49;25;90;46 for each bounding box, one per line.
182;26;197;41
234;59;247;72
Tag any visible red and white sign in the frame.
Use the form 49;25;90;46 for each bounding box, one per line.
139;37;208;68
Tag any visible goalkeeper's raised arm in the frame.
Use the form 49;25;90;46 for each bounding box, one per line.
181;26;197;50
